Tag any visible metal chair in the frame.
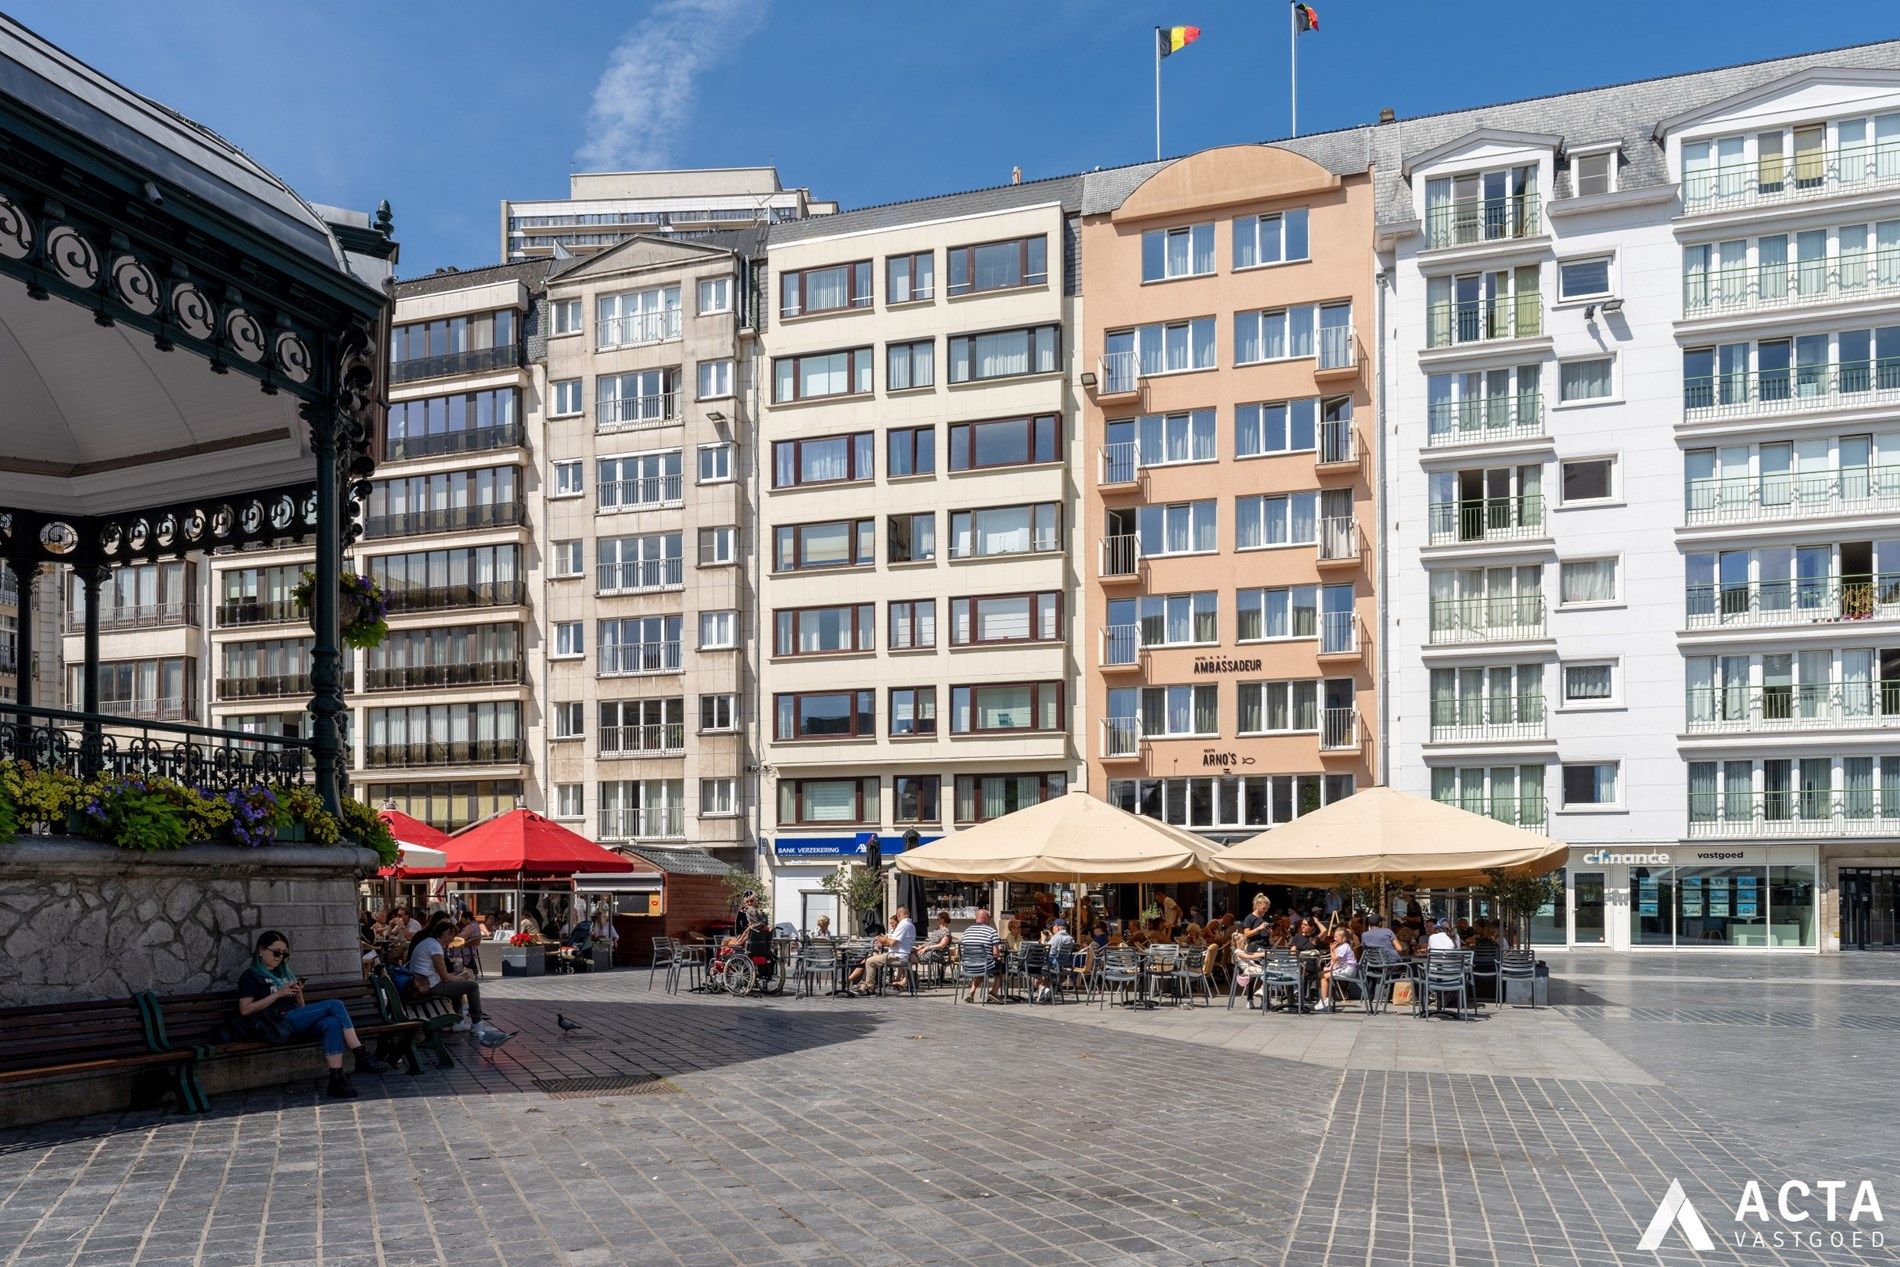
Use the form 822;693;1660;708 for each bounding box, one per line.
648;937;677;991
955;948;997;1003
1144;944;1182;1005
1177;947;1215;1007
1325;951;1372;1015
1356;946;1399;1014
1423;951;1471;1020
795;941;837;998
1469;944;1501;1003
1498;948;1537;1008
1261;950;1305;1014
1096;947;1143;1008
1012;943;1049;1002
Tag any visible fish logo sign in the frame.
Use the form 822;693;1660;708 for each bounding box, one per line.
1638;1180;1716;1251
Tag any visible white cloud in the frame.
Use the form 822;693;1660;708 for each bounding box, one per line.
577;0;771;171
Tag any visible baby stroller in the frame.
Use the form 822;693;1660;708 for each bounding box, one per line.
711;921;783;996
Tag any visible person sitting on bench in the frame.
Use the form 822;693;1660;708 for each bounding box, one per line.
236;930;385;1099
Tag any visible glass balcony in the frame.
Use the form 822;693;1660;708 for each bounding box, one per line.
1426;393;1544;448
1684;466;1900;526
1683;250;1900;318
1318;707;1360;751
598;806;685;840
598;723;687;756
1426;296;1542;349
1681;143;1900;215
1100;624;1138;667
1682;360;1900;423
362;659;525;691
389;344;522;385
1687;791;1900;839
1428;594;1547;645
1424;194;1543;250
364;737;526;769
597;309;682;350
1684;574;1900;630
1434;794;1548;830
596;557;684;595
382;581;528;615
598;642;683;677
597;475;684;511
596;392;680;434
384;422;524;463
1099;533;1140;578
1427;494;1545;545
1686;683;1900;733
1100;442;1137;486
1101;717;1142;758
1429;695;1547;742
362;501;526;540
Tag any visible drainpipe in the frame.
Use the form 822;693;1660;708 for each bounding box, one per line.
1375;267;1391;787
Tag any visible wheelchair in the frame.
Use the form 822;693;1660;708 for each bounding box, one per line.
709;924;784;996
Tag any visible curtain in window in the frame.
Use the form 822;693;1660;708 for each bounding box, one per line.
1290;492;1316;544
1192;223;1213;275
1562;559;1616;604
975;507;1030;555
1234;314;1260;366
1192;318;1214;368
800;438;848;483
1688;761;1716;822
979;686;1031;731
803;781;856;823
804;267;847;312
1193;687;1217;735
1884;756;1900;819
973;331;1029;379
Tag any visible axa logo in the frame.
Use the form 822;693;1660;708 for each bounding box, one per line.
1637;1178;1886;1251
1638;1181;1714;1251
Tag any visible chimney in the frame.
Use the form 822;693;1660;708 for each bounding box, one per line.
1011;165;1022;185
1378;108;1395;124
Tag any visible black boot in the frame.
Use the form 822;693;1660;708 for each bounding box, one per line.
354;1048;388;1075
325;1069;358;1099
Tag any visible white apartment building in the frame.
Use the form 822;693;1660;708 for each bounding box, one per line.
756;182;1087;929
502;169;835;263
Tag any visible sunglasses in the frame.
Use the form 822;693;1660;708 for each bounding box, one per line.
263;946;289;958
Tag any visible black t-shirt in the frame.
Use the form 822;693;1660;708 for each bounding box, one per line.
1242;913;1272;947
1289;933;1315;954
237;967;293;1035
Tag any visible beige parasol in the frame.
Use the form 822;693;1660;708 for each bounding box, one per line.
895;791;1219;883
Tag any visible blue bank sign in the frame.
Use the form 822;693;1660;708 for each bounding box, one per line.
771;833;938;859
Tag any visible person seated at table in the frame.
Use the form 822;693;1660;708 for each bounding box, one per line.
1290;917;1320;954
812;914;833;940
1239;893;1272;952
915;912;953;976
958;909;1005;1003
515;910;541;941
409;916;486;1029
846;905;915;995
1037;919;1076;1002
1427;918;1459;952
1360;913;1398;958
1177;922;1204;949
1470;921;1499;951
1001;917;1024;956
1231;930;1266;1007
1317;929;1362;1011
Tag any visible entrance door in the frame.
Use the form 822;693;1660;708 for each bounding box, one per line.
1841;868;1900;949
1572;871;1607;944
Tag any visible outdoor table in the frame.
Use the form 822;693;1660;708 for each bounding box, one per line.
675;941;711;993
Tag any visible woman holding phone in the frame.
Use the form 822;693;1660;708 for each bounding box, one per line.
235;930;385;1098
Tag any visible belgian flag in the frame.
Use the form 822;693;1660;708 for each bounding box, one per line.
1157;25;1201;58
1293;2;1319;32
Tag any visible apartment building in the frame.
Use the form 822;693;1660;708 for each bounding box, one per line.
755;180;1087;927
1382;42;1900;952
1077;144;1380;843
539;232;758;865
502;169;835;263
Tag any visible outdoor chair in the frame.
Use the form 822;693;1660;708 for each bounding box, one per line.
1356;946;1399;1014
1144;944;1182;1005
795;941;838;999
1498;948;1537;1008
1261;950;1305;1014
1052;949;1089;1003
1326;958;1372;1015
1096;947;1143;1009
954;952;996;1003
1227;958;1260;1010
1469;944;1501;1002
1012;944;1049;1002
1177;947;1215;1007
1422;951;1471;1020
648;937;677;992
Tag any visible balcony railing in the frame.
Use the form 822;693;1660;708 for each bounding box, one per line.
599;642;683;677
1683;250;1900;318
1426;393;1545;447
1426;296;1543;349
362;501;526;540
1684;574;1900;630
1434;794;1547;831
597;557;684;595
0;701;310;792
1427;494;1546;545
1100;442;1137;486
1099;350;1138;395
1319;610;1360;656
1684;467;1900;526
1316;326;1357;371
1102;717;1142;758
1681;143;1900;215
1429;695;1547;742
1428;594;1547;644
597;309;682;350
1317;516;1361;562
217;597;302;628
596;393;680;434
1100;534;1140;578
598;806;685;840
1686;683;1900;733
599;723;687;756
1101;623;1138;667
90;696;196;723
0;647;14;675
215;672;355;702
69;601;199;633
384;421;524;463
1424;194;1543;250
389;343;523;385
382;581;528;614
1317;419;1356;466
1318;707;1360;751
362;659;525;691
598;476;684;511
1688;793;1900;839
363;737;526;769
1683;360;1900;422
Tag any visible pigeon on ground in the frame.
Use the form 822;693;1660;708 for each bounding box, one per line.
556;1013;584;1038
471;1020;513;1063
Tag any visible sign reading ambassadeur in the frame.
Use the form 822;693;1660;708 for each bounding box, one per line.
1637;1177;1885;1252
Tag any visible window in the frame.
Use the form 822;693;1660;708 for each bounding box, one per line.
1107;318;1215;376
948;325;1060;384
700;778;737;817
697;443;732;484
1559;257;1613;301
553;622;583;658
1108;409;1216;468
552;460;584;498
1562;662;1617;705
1560;557;1619;605
887;339;935;390
597;532;682;593
887;251;934;303
1234;302;1347;364
384;387;519;461
774;604;874;656
1137;500;1216;557
775;691;875;741
1141;223;1214;281
950;682;1063;733
1139;684;1219;737
774;518;875;571
597;451;682;509
550;379;582;417
1236;585;1320;640
888;512;935;563
554;783;584;818
949;503;1060;558
955;773;1067;823
888;426;934;478
950;592;1061;645
1561;457;1616;503
1234;209;1310;268
893;774;940;822
889;599;937;649
773;348;873;403
1559;357;1614;402
1235;398;1318;456
549;298;582;336
772;431;874;488
947;235;1047;296
596;284;680;348
948;414;1059;470
699;694;736;732
1237;681;1320;734
551;540;583;578
1572;152;1615;197
552;702;583;740
599;615;681;675
779;776;878;825
1110;592;1218;648
889;687;938;738
696;358;733;400
780;260;872;317
699;610;737;649
1561;762;1619;808
1236;492;1319;549
697;276;731;314
389;308;515;364
597;368;677;429
698;526;736;566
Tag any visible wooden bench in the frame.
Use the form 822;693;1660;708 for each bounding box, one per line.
0;995;198;1113
370;973;460;1070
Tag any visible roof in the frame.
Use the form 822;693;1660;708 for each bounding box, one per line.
623;847;732;876
396;258;550;296
766;173;1086;245
1080;131;1375;216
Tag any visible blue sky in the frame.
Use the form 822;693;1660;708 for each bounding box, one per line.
11;1;1897;276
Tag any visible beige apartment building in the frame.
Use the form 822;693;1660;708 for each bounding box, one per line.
1079;144;1380;844
756;181;1087;927
539;234;756;862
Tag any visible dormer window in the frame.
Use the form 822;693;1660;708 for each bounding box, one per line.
1424;165;1540;249
1572;150;1616;197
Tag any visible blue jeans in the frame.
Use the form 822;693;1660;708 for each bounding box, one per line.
283;999;354;1055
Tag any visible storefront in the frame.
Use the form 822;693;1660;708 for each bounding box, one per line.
1556;845;1818;952
766;833;938;936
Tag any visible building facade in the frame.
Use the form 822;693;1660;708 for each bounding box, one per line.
502;169;834;263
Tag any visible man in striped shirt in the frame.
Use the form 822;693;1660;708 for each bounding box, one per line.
959;909;1004;1003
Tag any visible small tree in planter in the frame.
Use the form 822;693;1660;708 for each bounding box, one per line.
1482;867;1561;949
821;863;884;936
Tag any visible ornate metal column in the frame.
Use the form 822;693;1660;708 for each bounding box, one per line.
303;403;346;818
77;564;108;777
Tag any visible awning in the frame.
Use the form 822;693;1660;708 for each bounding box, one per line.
400;808;638;878
895;792;1217;883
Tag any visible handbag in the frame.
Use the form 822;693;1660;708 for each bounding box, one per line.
1390;979;1415;1007
247;1008;293;1044
387;965;427;1000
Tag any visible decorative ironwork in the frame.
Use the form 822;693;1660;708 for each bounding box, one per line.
0;702;312;792
0;484;324;569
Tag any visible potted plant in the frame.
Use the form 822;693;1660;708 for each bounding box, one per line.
590;935;616;972
291;570;389;649
501;930;545;977
820;863;882;935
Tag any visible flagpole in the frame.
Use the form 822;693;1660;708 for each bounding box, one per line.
1154;28;1162;161
1289;2;1299;138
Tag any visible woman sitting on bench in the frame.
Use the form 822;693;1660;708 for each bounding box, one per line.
236;930;386;1099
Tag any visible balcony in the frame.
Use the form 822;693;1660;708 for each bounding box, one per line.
1318;707;1361;752
596;393;680;434
93;696;196;723
364;737;526;769
1429;695;1547;743
1434;795;1547;831
362;501;526;540
1318;610;1361;658
1424;195;1543;251
1680;145;1900;217
1100;442;1138;487
1687;792;1900;839
597;309;682;351
0;647;14;675
1682;251;1900;319
1099;533;1140;580
1428;594;1547;645
1098;350;1138;397
1426;297;1543;350
1317;420;1357;469
362;659;525;691
597;557;684;596
1101;717;1142;759
1316;516;1361;565
1427;494;1546;546
1686;683;1900;735
1684;574;1900;631
384;422;524;464
1099;624;1142;670
1682;361;1900;424
383;581;528;615
598;476;684;512
599;723;687;757
70;601;199;633
216;597;302;628
215;671;355;702
389;344;523;386
1426;393;1545;449
1684;467;1900;527
599;642;683;677
598;806;686;841
1315;327;1358;376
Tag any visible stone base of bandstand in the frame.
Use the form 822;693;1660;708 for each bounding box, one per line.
0;837;380;1127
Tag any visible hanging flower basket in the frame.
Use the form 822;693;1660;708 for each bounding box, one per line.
292;570;389;649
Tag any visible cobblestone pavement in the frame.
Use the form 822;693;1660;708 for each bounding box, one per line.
1;954;1895;1267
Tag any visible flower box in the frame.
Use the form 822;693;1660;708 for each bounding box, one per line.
501;944;545;977
591;945;615;972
